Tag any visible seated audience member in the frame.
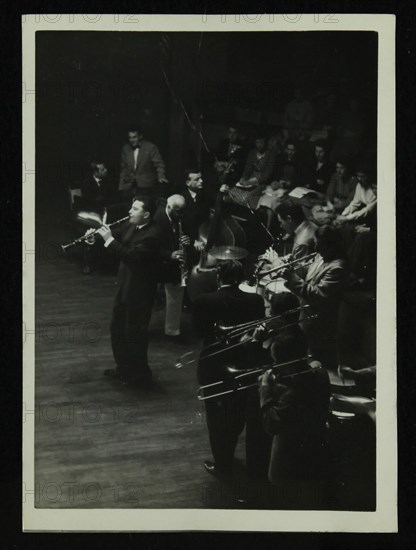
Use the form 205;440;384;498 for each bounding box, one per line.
259;322;330;506
214;125;246;185
267;128;287;157
281;225;348;371
283;86;314;139
119;126;168;200
79;160;114;274
304;140;334;197
256;180;288;230
238;131;277;190
81;160;114;216
336;165;377;223
275;141;302;191
262;202;317;266
325;158;358;213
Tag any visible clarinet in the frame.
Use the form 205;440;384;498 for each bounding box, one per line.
178;220;188;287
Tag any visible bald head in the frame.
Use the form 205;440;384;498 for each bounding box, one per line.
166;194;186;220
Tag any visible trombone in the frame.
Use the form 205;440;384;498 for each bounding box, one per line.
216;305;311;343
258;252;317;279
197;356;321;401
61;215;130;251
174;310;315;369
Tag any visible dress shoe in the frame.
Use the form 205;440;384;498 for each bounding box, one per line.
203;460;231;477
103;368;124;380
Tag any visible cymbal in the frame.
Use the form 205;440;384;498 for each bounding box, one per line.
209;245;249;260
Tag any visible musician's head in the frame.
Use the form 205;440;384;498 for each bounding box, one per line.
270;328;307;366
314;224;346;261
127;126;143;148
275;202;305;234
129;194;156;225
216;260;244;287
227;126;239;144
166;194;186;220
184;169;203;191
90;161;108;181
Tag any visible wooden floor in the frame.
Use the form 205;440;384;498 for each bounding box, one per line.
34;221;375;511
34;225;255;509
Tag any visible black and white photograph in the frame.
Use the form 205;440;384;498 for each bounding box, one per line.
22;14;396;532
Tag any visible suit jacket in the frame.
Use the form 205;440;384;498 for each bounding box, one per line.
119;140;166;190
285;255;347;343
305;161;334;194
290;220;318;260
153;206;181;283
179;187;210;243
107;220;163;305
242;148;277;185
193;286;265;384
80;176;114;214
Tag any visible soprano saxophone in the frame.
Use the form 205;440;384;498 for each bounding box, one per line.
178;220;188;287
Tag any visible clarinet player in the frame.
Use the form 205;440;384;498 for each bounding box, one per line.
154;194;191;339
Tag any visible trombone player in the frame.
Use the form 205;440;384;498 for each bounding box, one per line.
192;260;271;479
280;224;348;371
261;202;317;270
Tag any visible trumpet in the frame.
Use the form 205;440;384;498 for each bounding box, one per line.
258;252;317;279
61;216;130;251
197;356;321;400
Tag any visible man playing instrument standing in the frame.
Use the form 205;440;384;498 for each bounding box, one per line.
193;260;271;479
94;195;162;387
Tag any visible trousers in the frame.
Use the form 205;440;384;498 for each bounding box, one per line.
164;282;184;336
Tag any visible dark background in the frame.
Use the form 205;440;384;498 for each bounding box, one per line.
36;31;378;227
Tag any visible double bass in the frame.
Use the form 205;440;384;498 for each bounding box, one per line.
186;158;248;302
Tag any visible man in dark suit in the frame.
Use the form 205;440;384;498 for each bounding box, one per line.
193;260;269;478
79;161;116;274
179;169;210;252
95;195;162;386
81;161;114;216
119;126;168;200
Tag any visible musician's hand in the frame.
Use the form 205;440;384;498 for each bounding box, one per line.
158;177;169;184
336;215;348;222
96;224;112;242
194;240;205;252
279;267;291;280
180;235;191;246
355;224;370;234
84;228;96;245
261;247;280;266
171;250;184;262
219;183;230;194
252;324;267;341
260;369;275;388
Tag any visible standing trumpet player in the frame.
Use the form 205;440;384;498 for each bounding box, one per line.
154;195;191;339
261;202;317;269
280;224;348;371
